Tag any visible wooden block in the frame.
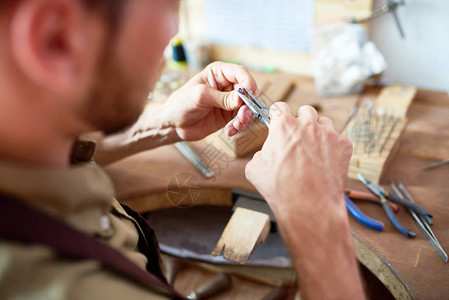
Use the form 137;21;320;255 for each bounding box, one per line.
284;77;360;132
260;76;296;104
343;85;417;183
205;123;268;158
211;207;271;264
376;85;418;118
347;118;407;182
251;72;272;95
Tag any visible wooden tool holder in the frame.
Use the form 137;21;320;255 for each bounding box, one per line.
343;85;417;183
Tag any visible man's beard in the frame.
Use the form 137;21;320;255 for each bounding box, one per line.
84;49;151;135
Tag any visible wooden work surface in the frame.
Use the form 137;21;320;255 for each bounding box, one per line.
105;73;449;299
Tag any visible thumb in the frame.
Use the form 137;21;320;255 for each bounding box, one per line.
217;89;242;111
199;87;242;111
269;101;292;125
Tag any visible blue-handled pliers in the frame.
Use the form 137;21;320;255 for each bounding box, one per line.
344;187;400;232
357;174;429;238
345;196;384;232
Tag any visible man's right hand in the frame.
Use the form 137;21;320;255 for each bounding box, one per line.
245;103;353;221
245;103;365;300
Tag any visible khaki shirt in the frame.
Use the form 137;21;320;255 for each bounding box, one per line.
0;156;168;299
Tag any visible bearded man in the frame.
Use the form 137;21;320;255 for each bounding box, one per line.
0;1;364;299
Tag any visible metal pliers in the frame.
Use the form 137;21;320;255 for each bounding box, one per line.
345;196;384;232
357;174;433;238
236;88;271;129
344;188;400;232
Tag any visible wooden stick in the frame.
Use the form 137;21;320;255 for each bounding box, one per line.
212;207;271;264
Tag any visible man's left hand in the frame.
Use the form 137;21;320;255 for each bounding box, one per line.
163;62;257;141
92;62;258;165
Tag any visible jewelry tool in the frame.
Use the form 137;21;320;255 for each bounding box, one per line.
391;181;448;262
236;88;271;129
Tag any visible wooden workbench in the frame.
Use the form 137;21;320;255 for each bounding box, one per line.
346;87;449;300
104;73;449;299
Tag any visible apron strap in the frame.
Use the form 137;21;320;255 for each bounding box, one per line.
0;193;185;299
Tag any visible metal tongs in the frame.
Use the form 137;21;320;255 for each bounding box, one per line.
350;0;406;39
357;174;434;238
390;181;448;263
236;88;271;129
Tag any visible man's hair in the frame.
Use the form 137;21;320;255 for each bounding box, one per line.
0;0;125;32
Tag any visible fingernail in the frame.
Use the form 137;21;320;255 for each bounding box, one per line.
245;109;253;121
233;119;241;130
227;126;238;136
234;92;242;107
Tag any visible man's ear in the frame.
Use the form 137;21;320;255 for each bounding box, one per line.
9;0;100;94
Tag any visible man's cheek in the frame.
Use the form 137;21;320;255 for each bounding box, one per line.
148;1;179;43
160;16;179;45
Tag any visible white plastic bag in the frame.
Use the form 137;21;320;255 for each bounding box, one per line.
312;23;388;95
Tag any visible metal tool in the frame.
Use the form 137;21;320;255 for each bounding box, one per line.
187;273;232;300
345;187;401;231
358;174;432;218
388;0;406;38
423;159;449;171
397;181;433;225
391;181;448;263
345;196;384;232
344;99;400;156
392;182;433;235
174;142;215;179
236;88;271;129
357;173;421;238
345;188;400;212
379;116;399;155
350;0;406;39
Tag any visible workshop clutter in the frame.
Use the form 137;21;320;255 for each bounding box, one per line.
312;23;388;96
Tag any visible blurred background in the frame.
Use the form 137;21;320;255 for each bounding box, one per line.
174;0;448;93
